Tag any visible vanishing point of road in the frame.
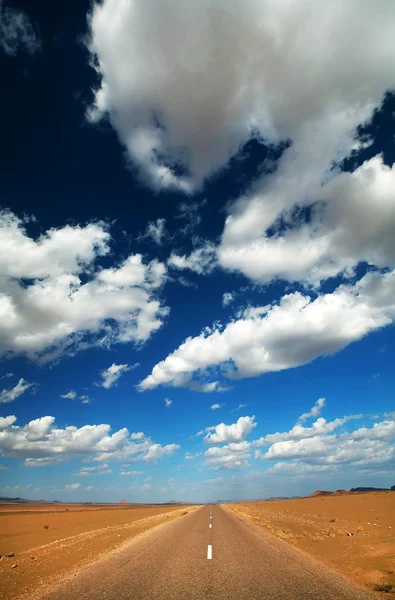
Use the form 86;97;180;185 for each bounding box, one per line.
42;505;374;600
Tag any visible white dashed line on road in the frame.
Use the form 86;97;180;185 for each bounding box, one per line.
210;515;212;519
209;523;212;528
207;545;212;560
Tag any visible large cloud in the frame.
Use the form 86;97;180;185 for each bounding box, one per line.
219;155;395;285
0;415;179;466
139;268;395;390
88;0;395;194
0;211;168;361
205;416;256;445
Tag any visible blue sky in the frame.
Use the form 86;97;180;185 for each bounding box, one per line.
0;0;394;503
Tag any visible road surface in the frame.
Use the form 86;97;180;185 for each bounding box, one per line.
42;504;374;600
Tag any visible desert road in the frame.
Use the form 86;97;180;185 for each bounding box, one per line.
42;505;374;600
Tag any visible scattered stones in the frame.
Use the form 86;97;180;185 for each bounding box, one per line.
329;519;336;523
346;532;354;536
12;564;18;569
6;553;15;558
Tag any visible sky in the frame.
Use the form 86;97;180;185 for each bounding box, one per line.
0;0;394;504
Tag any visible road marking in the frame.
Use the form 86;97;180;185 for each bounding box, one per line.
207;544;212;559
210;515;212;519
209;523;212;528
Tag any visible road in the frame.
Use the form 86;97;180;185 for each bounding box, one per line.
42;504;374;600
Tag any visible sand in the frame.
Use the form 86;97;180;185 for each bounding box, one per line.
224;491;395;595
0;503;194;600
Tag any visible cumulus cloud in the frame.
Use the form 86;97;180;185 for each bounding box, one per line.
0;0;41;56
167;242;216;275
261;418;395;467
0;378;33;404
0;211;168;362
87;0;395;196
143;443;180;462
98;363;134;389
60;391;77;400
204;442;251;470
205;416;256;445
210;403;223;410
219;156;395;285
164;398;172;407
0;415;179;467
184;452;201;460
139;268;395;390
65;483;80;490
119;470;145;476
248;401;394;475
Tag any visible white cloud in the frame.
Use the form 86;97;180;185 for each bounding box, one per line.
98;363;132;389
85;486;94;491
79;395;91;404
139;268;395;390
0;0;41;56
87;0;395;195
141;483;151;491
0;211;168;362
119;470;145;476
252;416;352;447
184;452;201;460
60;391;77;400
210;403;223;410
0;378;33;404
205;416;256;445
164;398;172;407
143;443;180;462
0;415;179;467
65;483;80;490
222;293;234;307
249;402;394;473
231;403;247;413
219;156;395;286
297;398;325;424
76;463;112;476
168;242;216;275
204;442;251;471
138;218;167;246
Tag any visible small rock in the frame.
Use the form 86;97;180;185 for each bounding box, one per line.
373;523;377;526
31;556;35;560
6;553;15;558
118;535;121;538
346;532;354;536
12;564;18;569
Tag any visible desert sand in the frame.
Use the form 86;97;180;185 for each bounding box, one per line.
224;491;395;595
0;503;194;599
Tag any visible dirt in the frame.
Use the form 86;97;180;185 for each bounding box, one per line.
0;503;196;600
224;492;395;595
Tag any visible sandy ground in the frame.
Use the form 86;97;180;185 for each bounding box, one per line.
224;492;395;595
0;503;195;600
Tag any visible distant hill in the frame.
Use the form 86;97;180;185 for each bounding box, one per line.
350;486;393;493
119;499;131;504
307;490;334;498
0;496;27;503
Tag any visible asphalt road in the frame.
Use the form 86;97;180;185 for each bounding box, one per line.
42;505;374;600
